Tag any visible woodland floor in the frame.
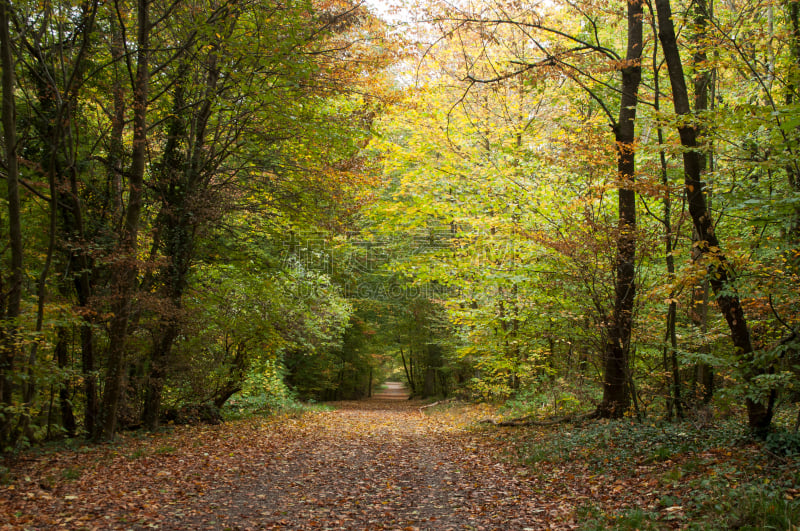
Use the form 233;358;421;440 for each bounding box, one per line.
1;387;798;530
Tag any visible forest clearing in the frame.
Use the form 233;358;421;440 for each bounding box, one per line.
2;394;797;530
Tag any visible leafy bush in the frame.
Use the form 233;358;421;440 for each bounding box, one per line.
501;376;600;420
222;393;296;419
222;361;298;419
766;429;800;457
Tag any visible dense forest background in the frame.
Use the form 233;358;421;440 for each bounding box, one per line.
0;0;798;451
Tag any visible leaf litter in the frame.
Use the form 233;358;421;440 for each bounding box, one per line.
2;398;792;529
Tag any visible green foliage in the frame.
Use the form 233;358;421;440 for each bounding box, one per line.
502;376;597;418
358;0;800;432
240;361;293;402
718;485;800;531
163;262;352;408
223;394;297;419
284;313;372;400
0;0;393;445
221;361;333;418
577;505;662;531
515;418;800;530
766;429;800;457
3;0;800;450
516;418;751;470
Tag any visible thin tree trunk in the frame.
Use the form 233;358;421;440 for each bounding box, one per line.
784;0;800;270
142;45;220;429
654;0;774;435
648;2;683;420
82;7;126;437
98;0;150;440
212;342;247;409
689;0;715;406
16;140;60;440
109;13;126;216
400;347;416;395
55;328;77;437
141;69;188;430
659;100;682;420
142;324;179;429
597;0;644;418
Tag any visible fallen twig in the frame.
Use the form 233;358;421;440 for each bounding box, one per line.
418;398;455;414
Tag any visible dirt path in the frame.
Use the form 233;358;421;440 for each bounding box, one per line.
0;400;578;530
371;381;410;400
156;399;572;530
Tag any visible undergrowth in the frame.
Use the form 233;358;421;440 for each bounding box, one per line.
221;393;331;420
511;417;800;530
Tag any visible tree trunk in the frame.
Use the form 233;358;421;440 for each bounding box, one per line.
689;0;715;406
654;0;774;435
648;3;684;420
141;71;187;431
98;0;150;440
108;12;126;216
142;45;220;429
400;347;416;395
84;8;125;437
212;342;249;409
55;328;77;437
597;0;644;419
0;0;24;446
142;324;179;430
424;367;436;398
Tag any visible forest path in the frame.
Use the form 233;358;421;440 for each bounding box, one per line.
0;400;579;530
172;399;572;530
371;380;410;400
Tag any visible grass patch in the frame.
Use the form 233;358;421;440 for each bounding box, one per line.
576;504;663;530
721;485;800;530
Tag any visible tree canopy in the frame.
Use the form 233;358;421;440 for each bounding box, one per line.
1;0;799;451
